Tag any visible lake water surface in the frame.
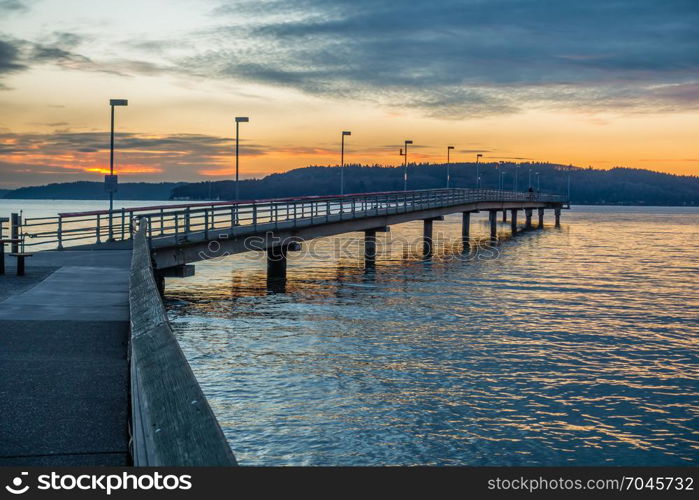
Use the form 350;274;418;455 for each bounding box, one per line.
162;205;699;466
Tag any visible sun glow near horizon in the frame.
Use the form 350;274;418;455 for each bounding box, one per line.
1;0;697;188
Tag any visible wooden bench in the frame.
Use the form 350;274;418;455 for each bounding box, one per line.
8;252;34;276
0;238;22;275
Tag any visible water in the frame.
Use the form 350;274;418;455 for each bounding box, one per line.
0;199;187;221
163;205;699;466
4;200;697;465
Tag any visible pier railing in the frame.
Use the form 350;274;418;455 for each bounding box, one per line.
129;219;237;466
14;188;566;250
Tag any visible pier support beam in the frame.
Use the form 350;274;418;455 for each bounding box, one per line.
525;208;533;229
538;208;544;229
153;264;195;297
510;209;518;234
364;226;389;268
267;241;302;292
555;208;561;227
423;219;433;256
462;211;471;248
422;216;443;256
488;210;498;240
502;210;507;223
155;274;165;297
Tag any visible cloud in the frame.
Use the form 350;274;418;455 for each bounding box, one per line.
0;31;177;87
2;0;698;117
0;131;269;182
0;0;29;13
0;39;26;74
191;0;699;116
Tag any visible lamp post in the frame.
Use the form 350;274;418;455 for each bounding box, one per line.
446;146;454;188
535;172;540;192
340;131;351;195
107;98;127;241
476;153;482;189
400;140;413;191
234;116;249;201
528;167;532;189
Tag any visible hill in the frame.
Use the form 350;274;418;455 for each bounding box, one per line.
2;164;697;205
2;181;185;200
170;163;699;206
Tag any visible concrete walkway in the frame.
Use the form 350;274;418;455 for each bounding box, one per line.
0;250;131;465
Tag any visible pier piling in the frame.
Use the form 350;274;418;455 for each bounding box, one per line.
525;208;533;229
489;210;498;240
462;211;471;248
364;229;377;267
423;219;434;256
538;208;544;228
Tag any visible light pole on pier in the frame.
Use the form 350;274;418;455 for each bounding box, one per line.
476;153;482;189
107;98;127;242
235;116;249;201
535;172;540;192
446;146;454;188
400;140;413;191
340;131;351;195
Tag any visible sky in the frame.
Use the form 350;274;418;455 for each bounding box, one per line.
0;0;697;188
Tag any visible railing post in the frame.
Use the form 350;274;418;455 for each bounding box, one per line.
56;215;63;250
120;208;126;241
326;200;330;223
147;215;153;243
204;209;209;239
96;214;101;243
160;208;165;236
10;213;20;253
253;203;258;231
185;207;191;234
175;213;179;239
129;211;134;238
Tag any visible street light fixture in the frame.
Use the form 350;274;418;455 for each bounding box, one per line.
340;131;351;195
446;146;454;189
476;153;483;189
234;116;249;201
400;140;413;191
107;98;127;241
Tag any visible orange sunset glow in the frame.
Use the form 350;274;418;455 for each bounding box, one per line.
1;0;697;188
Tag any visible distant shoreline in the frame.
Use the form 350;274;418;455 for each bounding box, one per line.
0;198;696;209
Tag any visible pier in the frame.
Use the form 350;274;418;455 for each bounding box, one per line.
1;188;567;465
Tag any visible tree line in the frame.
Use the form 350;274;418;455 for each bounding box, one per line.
170;162;699;206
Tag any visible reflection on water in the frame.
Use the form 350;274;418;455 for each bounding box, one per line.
165;206;699;465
